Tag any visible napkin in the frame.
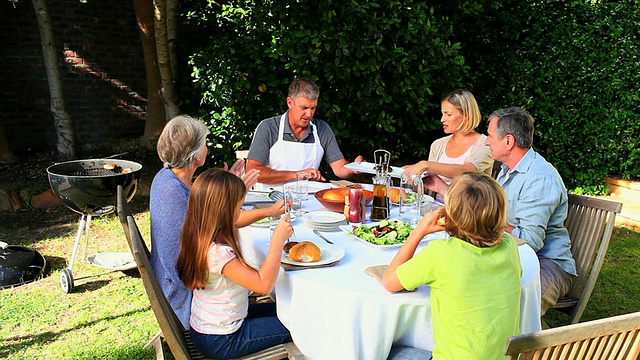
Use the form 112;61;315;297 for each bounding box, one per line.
281;260;340;271
364;265;414;293
331;180;356;187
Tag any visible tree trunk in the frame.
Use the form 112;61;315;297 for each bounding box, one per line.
166;0;178;78
32;0;77;160
153;0;180;119
134;0;167;151
0;124;17;165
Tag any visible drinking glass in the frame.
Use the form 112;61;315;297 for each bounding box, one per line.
399;173;423;226
420;195;438;216
296;171;310;201
283;183;302;218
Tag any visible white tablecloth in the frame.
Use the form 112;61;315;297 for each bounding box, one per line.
239;195;541;360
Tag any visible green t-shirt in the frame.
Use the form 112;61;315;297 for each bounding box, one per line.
397;234;522;360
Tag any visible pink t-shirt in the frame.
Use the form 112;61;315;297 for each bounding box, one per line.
189;244;249;335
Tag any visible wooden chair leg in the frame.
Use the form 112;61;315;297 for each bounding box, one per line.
144;331;165;360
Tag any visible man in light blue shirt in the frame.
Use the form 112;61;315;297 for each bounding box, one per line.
484;107;577;315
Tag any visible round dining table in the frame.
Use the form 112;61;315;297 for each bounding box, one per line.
239;186;542;360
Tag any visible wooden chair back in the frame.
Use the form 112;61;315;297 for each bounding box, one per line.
116;185;150;258
504;311;640;359
126;215;303;360
554;194;622;324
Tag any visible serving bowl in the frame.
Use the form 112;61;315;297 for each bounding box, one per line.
315;188;374;213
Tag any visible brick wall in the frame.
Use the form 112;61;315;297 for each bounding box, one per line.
0;0;147;152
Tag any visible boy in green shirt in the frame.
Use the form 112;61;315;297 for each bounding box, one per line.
383;172;522;360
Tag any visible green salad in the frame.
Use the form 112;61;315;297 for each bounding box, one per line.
253;217;271;225
403;192;418;204
350;219;413;245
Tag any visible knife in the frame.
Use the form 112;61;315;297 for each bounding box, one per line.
313;230;334;244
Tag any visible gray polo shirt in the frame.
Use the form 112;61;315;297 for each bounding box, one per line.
247;112;345;166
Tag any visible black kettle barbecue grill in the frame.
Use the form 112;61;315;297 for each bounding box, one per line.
47;158;142;293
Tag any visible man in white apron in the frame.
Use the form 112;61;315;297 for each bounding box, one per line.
246;78;362;186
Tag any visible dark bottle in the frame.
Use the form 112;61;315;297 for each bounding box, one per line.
370;176;390;221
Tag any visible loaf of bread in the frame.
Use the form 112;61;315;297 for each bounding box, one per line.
288;241;322;263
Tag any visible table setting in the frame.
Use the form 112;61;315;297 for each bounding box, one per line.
238;159;543;360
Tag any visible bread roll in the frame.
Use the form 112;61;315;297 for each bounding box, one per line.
322;188;348;202
288;241;322;263
388;187;406;203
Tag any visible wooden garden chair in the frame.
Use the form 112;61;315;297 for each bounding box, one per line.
125;214;304;360
548;194;622;325
504;311;640;359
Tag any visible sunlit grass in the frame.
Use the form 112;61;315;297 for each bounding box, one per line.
1;203;639;358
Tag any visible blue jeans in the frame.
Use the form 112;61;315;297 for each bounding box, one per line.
388;346;432;360
190;302;292;359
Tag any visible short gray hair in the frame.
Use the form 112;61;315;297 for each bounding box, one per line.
488;107;534;149
156;115;210;169
288;78;320;101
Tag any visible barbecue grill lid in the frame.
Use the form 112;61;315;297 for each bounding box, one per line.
0;245;47;289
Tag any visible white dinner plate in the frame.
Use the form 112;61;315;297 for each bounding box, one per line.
344;161;404;178
244;191;275;204
306;182;333;194
303;211;346;224
281;244;345;266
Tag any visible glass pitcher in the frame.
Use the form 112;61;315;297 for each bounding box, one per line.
370;174;390;221
399;173;423;226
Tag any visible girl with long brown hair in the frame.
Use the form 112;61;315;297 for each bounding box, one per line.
176;168;292;359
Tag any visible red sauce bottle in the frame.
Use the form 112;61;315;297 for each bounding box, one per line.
348;186;364;223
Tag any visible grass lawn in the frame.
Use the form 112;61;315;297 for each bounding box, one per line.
1;202;639;359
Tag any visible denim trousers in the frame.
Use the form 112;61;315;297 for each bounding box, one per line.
190;302;292;359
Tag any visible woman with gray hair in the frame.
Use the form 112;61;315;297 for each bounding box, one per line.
150;115;282;329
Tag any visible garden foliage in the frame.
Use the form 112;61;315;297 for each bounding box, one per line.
460;0;640;193
180;0;639;193
181;0;467;168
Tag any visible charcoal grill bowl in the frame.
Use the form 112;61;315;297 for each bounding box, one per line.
47;159;142;216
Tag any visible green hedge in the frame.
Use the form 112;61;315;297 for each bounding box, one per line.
460;0;640;193
180;0;467;169
179;0;639;193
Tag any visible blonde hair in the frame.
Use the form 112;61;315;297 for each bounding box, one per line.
442;89;481;134
156;115;210;169
442;172;506;247
177;168;247;290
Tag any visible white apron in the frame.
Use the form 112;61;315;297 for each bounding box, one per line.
255;113;324;189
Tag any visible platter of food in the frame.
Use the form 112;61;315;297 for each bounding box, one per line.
281;241;345;266
249;217;271;228
339;219;418;249
388;188;435;206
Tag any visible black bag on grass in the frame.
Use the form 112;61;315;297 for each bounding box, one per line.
0;244;47;289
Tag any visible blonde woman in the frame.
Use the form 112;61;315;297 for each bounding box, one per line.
177;169;292;359
403;89;493;201
383;172;521;360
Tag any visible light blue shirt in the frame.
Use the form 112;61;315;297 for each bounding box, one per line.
497;149;577;276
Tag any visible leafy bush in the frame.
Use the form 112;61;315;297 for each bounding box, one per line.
460;0;640;193
180;0;468;168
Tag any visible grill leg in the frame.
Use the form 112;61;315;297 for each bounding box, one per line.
81;214;91;262
68;213;88;271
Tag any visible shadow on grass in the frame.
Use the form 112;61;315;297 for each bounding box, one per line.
0;307;152;357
